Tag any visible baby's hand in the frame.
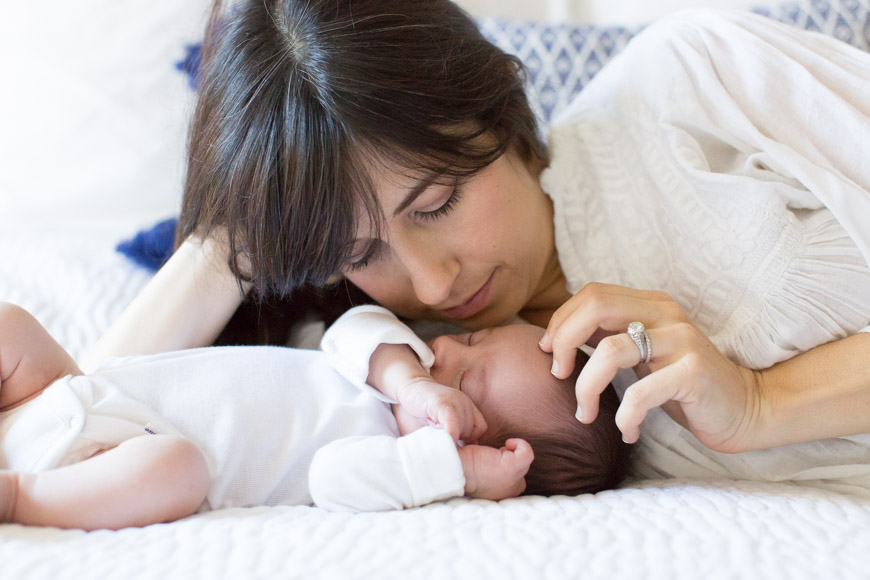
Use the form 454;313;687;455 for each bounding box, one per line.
458;439;534;501
395;380;487;444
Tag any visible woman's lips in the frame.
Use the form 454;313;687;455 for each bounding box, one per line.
441;272;495;320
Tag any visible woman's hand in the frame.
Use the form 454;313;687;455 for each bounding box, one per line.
539;282;765;454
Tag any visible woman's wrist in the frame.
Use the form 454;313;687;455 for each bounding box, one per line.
751;333;870;449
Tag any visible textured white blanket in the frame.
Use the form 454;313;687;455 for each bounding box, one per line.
2;216;870;580
2;478;869;580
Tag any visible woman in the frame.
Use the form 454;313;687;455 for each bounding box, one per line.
86;0;870;459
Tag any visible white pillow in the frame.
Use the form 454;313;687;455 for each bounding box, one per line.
0;1;212;223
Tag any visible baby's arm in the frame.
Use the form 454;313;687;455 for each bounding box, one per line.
321;305;485;443
309;427;532;511
0;303;82;410
368;343;487;442
0;434;209;530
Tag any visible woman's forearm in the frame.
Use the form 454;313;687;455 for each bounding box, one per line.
82;235;250;371
755;332;870;449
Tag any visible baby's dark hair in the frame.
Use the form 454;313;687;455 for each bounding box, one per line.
179;0;547;298
484;354;631;496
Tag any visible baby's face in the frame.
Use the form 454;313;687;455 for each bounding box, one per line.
427;324;571;442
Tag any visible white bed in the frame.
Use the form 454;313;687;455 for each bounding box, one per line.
2;1;870;578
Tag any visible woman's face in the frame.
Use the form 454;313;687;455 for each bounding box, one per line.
341;151;560;329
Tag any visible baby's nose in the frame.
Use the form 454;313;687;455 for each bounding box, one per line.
429;334;467;365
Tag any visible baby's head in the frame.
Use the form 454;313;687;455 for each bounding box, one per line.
428;324;631;496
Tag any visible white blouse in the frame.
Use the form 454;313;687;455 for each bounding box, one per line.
541;9;870;371
540;10;870;492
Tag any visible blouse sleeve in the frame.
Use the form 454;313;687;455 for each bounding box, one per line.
603;9;870;266
308;426;465;512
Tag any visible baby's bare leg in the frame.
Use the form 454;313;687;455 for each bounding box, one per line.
0;435;209;530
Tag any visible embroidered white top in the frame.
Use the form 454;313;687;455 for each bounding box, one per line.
541;10;870;371
540;10;870;490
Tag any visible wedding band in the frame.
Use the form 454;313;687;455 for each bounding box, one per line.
627;321;652;364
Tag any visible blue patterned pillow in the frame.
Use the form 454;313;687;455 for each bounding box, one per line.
479;0;869;124
477;19;637;124
119;0;870;271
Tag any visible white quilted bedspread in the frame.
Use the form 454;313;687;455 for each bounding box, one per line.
3;220;870;580
2;480;870;580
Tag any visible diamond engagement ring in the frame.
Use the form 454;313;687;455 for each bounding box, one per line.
627;321;652;364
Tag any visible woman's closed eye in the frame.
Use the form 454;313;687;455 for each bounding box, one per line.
345;239;385;272
414;177;467;222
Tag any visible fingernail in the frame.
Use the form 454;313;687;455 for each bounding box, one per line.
575;406;584;422
539;332;549;348
551;360;559;376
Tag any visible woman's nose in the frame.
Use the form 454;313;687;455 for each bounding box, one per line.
394;236;459;307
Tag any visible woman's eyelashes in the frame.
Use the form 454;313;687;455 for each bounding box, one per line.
345;240;384;272
345;178;468;272
414;178;467;222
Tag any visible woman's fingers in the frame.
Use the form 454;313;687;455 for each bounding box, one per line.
545;286;685;380
574;330;661;423
542;283;669;348
614;362;692;444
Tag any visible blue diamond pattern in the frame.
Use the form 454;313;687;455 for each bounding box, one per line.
478;0;869;124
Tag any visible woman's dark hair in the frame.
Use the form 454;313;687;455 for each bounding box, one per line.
483;356;631;497
178;0;547;301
